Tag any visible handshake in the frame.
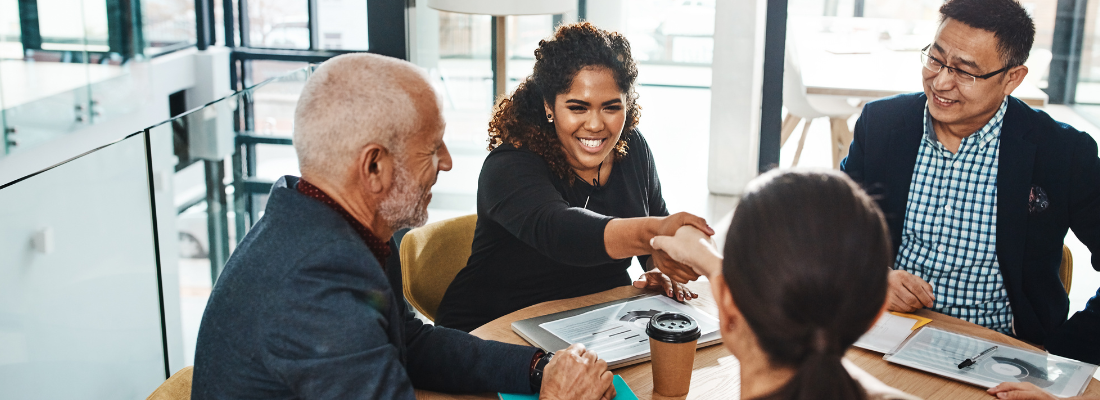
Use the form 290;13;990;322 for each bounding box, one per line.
649;224;725;281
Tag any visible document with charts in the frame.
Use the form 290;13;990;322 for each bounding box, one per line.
534;296;719;365
883;327;1099;397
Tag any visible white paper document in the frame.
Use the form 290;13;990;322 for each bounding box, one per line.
538;296;719;363
854;313;920;353
884;327;1099;397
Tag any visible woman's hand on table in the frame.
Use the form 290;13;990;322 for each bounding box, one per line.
987;382;1100;399
650;225;723;279
540;343;616;400
632;270;699;302
651;212;714;283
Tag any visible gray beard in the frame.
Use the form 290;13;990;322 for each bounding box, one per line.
378;163;430;231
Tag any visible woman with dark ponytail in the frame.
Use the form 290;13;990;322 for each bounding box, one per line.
651;169;921;400
436;22;712;332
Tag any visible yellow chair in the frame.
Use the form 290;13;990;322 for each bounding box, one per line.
1060;245;1073;294
146;366;193;400
400;214;477;321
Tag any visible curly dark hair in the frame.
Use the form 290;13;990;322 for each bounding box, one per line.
487;22;640;183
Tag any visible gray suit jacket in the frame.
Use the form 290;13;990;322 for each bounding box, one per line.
192;175;538;399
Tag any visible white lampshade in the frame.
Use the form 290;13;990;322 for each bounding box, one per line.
426;0;575;16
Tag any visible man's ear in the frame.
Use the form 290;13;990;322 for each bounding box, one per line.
1002;65;1028;96
359;144;394;196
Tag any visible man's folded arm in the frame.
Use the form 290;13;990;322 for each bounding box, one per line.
403;310;540;394
261;251;418;399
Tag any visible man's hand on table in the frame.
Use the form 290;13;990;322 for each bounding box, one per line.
651;212;714;283
887;270;936;312
632;270;699;302
988;382;1100;399
540;343;616;400
650;225;723;279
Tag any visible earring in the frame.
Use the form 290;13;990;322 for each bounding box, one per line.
547;113;553;123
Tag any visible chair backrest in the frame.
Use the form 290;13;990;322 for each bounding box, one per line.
1060;244;1073;294
400;214;478;321
145;366;193;400
783;36;827;119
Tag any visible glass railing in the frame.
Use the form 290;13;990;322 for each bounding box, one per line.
0;130;168;398
0;65;311;398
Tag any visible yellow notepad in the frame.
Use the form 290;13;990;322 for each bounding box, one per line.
889;312;933;330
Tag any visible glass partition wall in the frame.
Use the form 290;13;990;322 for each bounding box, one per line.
0;65;312;397
0;131;168;399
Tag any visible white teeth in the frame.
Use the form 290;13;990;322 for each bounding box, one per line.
579;138;604;148
935;94;957;103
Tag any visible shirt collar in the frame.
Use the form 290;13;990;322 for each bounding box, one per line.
297;178;392;267
923;96;1009;147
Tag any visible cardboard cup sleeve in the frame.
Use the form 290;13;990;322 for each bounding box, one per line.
646;312;702;397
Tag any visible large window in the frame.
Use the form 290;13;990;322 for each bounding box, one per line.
623;0;714;65
317;0;368;50
1075;0;1100;103
142;0;197;56
0;0;21;59
247;0;308;48
37;0;110;52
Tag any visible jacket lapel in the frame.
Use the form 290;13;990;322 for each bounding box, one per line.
882;94;926;255
996;97;1037;320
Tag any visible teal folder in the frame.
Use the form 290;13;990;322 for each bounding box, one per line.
497;375;637;400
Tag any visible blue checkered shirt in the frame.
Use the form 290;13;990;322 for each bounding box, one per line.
895;97;1012;334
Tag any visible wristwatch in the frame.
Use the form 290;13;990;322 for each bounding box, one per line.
530;351;554;392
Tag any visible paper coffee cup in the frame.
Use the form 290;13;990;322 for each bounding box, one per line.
647;312;701;397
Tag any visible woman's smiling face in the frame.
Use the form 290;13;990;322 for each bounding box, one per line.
544;67;627;174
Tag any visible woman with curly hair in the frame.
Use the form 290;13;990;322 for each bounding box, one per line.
435;22;711;332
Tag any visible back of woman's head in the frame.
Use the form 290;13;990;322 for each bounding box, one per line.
488;22;639;182
722;169;891;400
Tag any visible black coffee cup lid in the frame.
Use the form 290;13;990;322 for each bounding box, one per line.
646;312;701;343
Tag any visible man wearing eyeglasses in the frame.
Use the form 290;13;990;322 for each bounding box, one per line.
842;0;1100;367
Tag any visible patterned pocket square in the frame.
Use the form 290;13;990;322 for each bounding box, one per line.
1029;185;1049;214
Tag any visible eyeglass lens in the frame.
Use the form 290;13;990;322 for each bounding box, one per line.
920;52;976;86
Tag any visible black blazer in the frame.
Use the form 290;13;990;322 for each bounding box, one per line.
842;93;1100;364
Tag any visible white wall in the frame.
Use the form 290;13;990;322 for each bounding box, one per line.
707;0;768;218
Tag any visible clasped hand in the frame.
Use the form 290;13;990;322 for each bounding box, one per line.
540;343;616;400
649;225;723;278
651;212;714;283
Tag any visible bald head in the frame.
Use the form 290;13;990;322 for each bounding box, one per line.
293;53;442;184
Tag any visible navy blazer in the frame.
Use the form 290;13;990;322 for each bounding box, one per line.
842;93;1100;364
192;176;538;399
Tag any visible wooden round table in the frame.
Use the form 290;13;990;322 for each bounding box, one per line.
416;280;1100;399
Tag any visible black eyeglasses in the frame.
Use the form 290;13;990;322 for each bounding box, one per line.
920;45;1009;87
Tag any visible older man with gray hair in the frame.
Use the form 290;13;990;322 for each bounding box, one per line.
192;54;615;399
